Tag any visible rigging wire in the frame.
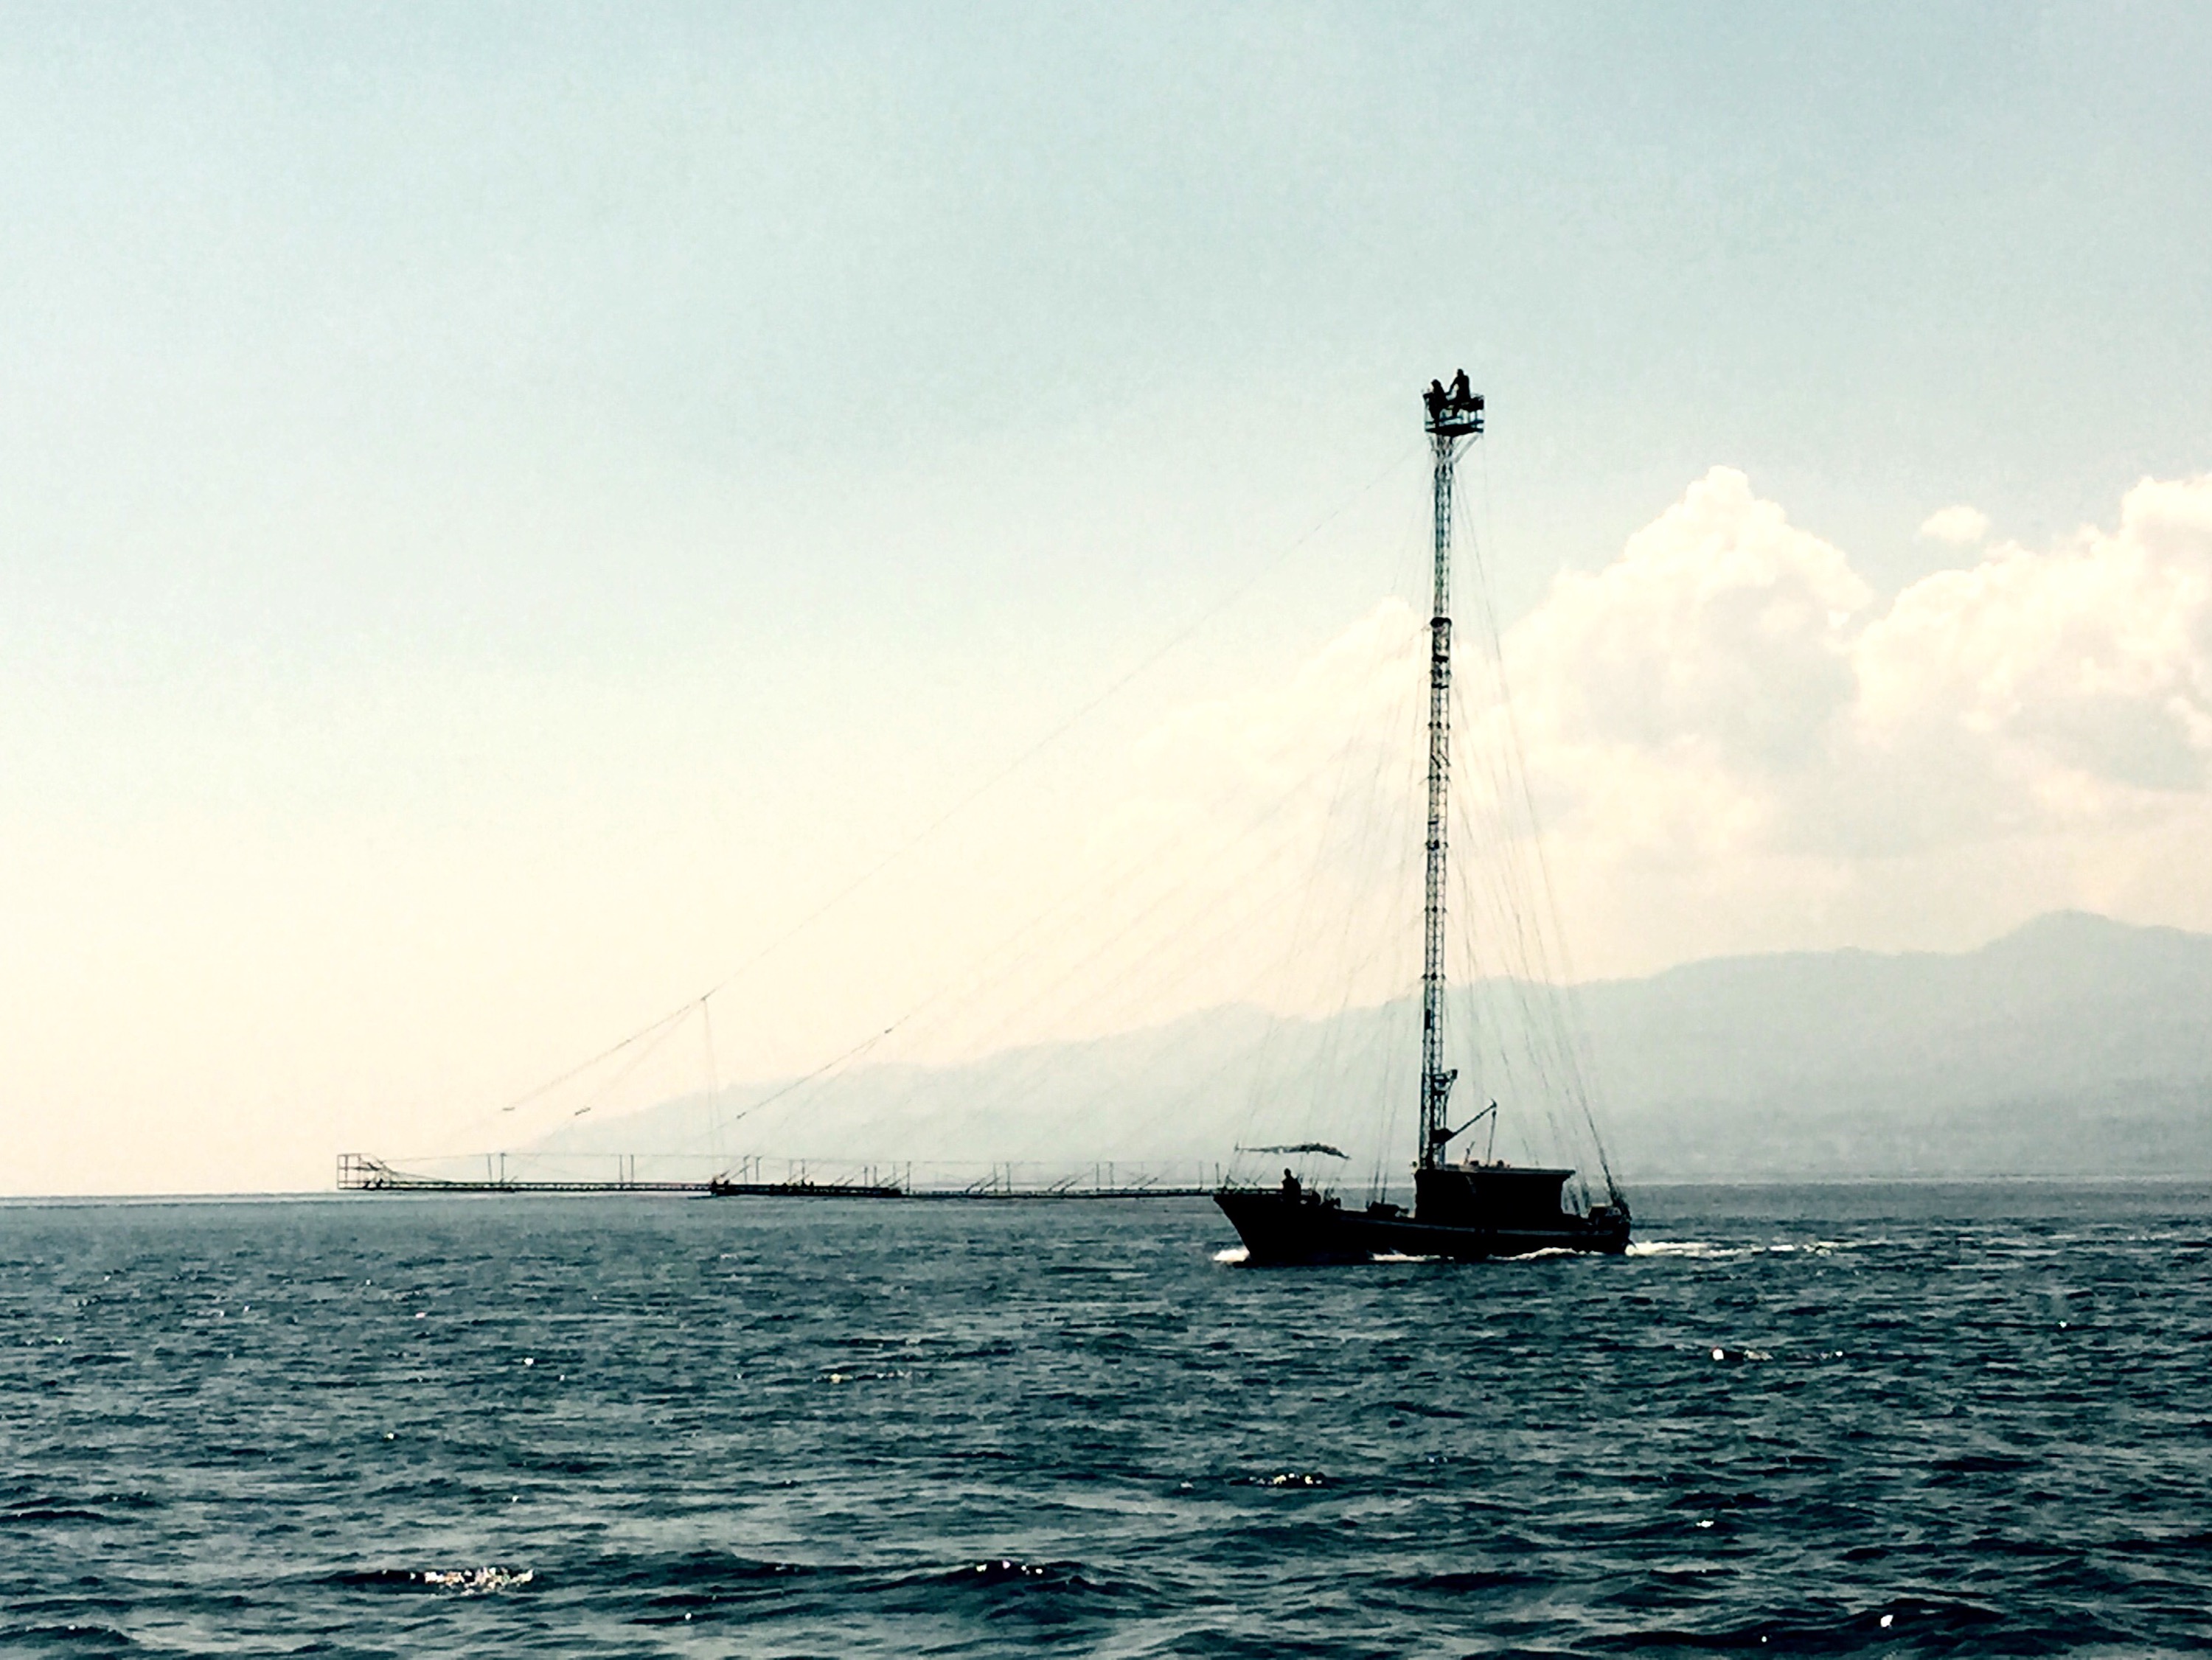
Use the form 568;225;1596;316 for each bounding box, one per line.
702;996;723;1165
446;395;1627;1209
633;690;1393;1162
1455;453;1621;1202
490;1002;693;1123
1231;463;1434;1195
728;728;1400;1157
478;439;1425;1145
692;529;1438;1173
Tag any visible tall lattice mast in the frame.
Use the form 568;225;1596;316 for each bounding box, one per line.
1419;372;1484;1171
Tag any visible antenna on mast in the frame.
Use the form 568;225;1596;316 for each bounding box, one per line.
1419;371;1483;1171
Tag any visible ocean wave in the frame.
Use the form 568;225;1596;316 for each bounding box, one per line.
932;1558;1107;1592
0;1622;139;1653
518;1547;1130;1606
333;1566;535;1595
1628;1238;1855;1260
1593;1596;2031;1653
1385;1398;1471;1420
1627;1239;1747;1258
10;1188;2211;1655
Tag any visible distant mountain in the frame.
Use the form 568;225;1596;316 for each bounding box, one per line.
1577;910;2212;1177
534;913;2212;1181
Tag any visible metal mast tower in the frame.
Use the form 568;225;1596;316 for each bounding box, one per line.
1419;372;1484;1171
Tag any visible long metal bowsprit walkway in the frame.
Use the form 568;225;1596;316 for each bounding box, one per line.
336;1152;1220;1200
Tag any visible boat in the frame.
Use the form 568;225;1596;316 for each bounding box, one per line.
1214;372;1632;1264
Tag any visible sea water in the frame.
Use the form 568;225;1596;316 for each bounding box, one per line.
3;1184;2207;1656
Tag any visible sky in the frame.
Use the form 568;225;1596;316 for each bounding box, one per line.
3;2;2210;1193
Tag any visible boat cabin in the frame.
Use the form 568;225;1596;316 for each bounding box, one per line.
1413;1164;1574;1229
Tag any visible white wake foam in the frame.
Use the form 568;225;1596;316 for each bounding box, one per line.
416;1567;534;1594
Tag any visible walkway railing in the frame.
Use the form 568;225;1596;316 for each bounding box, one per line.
335;1152;1225;1199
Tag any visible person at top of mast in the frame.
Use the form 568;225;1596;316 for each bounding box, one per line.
1425;379;1447;419
1447;369;1472;407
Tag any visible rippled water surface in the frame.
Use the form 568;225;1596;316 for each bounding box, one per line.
4;1184;2208;1656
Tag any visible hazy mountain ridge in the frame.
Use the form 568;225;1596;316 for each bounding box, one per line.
1576;912;2212;1175
538;913;2212;1179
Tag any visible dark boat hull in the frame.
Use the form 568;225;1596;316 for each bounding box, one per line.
1215;1187;1630;1264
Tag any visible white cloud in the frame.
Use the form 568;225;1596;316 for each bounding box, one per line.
1505;467;1872;864
1919;503;1992;545
1496;469;2212;966
1144;467;2212;980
